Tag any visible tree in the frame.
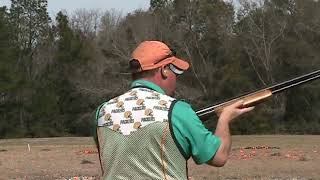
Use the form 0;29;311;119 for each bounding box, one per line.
48;11;96;136
0;6;21;137
279;0;320;133
70;9;101;38
150;0;170;10
9;0;51;78
6;0;51;135
234;0;292;133
0;6;17;92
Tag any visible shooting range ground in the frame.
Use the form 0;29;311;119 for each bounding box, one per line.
0;136;319;179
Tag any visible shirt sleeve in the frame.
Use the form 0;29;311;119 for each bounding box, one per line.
170;100;221;164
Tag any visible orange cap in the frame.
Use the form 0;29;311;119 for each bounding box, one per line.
130;41;189;72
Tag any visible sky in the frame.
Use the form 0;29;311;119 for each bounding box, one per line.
0;0;243;18
0;0;150;17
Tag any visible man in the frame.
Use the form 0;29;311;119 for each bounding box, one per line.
94;41;254;179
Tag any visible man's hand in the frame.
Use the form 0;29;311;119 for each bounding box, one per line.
219;100;255;123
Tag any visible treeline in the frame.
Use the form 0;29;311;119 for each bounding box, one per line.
0;0;319;138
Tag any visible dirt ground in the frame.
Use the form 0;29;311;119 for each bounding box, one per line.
0;136;319;180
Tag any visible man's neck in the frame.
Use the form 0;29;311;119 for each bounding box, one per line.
141;77;168;95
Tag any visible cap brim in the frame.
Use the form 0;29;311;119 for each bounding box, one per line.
170;57;190;70
137;56;190;71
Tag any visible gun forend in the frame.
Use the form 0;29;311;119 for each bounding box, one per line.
197;89;273;119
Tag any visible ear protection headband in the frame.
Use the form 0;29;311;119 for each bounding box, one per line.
161;64;184;79
169;64;184;75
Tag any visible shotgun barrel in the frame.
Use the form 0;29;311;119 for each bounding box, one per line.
196;69;320;120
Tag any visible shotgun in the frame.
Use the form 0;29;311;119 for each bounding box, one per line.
196;69;320;120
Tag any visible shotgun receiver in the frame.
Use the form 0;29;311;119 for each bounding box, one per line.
196;69;320;120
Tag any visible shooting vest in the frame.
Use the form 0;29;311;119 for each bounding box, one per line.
96;87;188;180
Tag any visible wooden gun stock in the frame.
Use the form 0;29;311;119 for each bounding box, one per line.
196;69;320;121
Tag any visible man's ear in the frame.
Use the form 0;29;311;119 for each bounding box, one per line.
160;66;168;79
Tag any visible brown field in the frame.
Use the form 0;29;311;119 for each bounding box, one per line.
0;136;319;180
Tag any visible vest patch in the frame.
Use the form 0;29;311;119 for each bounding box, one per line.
153;106;169;111
120;119;134;124
141;117;156;122
132;106;146;111
111;109;125;113
107;101;117;105
125;96;138;101
146;96;160;100
105;121;113;126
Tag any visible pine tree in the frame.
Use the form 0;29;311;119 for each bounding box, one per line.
6;0;51;136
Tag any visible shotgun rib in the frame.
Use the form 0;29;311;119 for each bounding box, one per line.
196;69;320;120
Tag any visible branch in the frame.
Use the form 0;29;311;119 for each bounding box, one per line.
245;47;267;86
182;41;208;95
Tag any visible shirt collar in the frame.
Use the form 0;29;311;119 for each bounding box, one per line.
131;79;166;95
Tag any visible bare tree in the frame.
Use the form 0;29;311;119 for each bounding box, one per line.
236;0;291;132
70;9;102;38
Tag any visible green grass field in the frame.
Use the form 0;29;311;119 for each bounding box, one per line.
0;136;319;180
